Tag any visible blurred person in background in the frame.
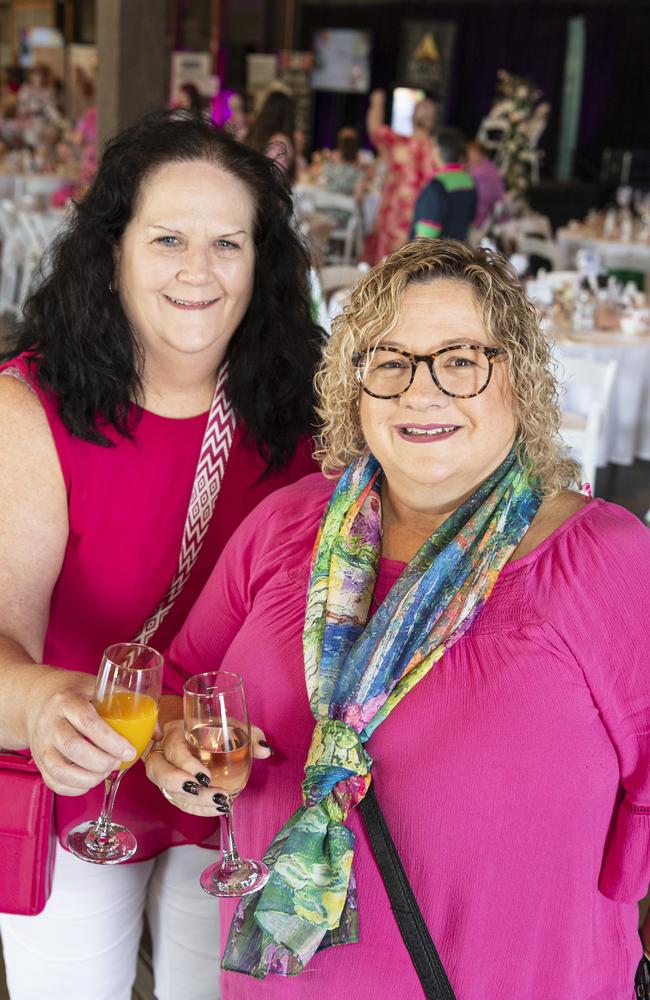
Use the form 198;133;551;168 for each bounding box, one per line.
72;71;98;186
246;87;296;181
323;127;364;197
0;108;321;1000
364;87;439;263
213;90;248;142
177;82;210;119
411;127;476;242
466;139;505;229
16;64;61;129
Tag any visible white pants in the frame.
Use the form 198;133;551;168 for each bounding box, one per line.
0;842;220;1000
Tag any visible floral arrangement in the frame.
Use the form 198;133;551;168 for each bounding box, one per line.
486;69;548;195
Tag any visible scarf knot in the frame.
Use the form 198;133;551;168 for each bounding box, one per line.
302;719;372;822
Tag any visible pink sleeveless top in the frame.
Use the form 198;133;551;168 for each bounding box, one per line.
1;352;317;858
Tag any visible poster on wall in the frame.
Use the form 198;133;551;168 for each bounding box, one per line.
311;29;371;94
396;21;456;111
246;53;278;113
170;51;216;104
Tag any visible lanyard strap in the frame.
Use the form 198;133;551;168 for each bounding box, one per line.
134;363;235;648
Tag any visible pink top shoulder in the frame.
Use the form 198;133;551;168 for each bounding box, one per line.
0;353;317;858
170;476;650;999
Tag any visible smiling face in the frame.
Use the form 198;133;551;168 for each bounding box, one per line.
116;159;256;378
359;278;517;515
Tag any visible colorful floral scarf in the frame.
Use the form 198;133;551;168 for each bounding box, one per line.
222;445;541;978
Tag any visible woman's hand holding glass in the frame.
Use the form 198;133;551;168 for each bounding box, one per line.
184;671;269;896
145;671;270;895
67;642;163;864
144;715;273;819
23;665;138;796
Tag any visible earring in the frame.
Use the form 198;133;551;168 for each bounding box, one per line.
108;281;114;293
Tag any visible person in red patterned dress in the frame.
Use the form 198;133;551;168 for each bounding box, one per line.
364;88;440;264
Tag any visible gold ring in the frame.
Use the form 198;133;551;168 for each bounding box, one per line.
144;743;165;764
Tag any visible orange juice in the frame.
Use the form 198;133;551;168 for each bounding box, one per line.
95;691;158;769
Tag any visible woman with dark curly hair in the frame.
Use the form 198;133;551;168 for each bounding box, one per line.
161;240;649;999
0;108;321;999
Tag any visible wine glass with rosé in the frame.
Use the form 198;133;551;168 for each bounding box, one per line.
183;671;269;897
67;642;163;864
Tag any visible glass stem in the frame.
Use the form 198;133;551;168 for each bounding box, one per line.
92;769;126;845
219;803;242;874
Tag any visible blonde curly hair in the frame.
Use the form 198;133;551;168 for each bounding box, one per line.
315;239;580;496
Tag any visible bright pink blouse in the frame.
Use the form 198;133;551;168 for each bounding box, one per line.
1;353;317;858
170;473;650;999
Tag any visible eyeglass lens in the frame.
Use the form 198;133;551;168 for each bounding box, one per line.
361;348;492;397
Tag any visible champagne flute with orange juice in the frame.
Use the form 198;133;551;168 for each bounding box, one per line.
67;643;163;864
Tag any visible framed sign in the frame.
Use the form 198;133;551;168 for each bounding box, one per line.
311;29;371;95
246;53;278;113
170;51;214;104
396;21;456;108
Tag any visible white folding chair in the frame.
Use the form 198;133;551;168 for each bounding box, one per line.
14;207;44;308
557;355;618;494
517;234;560;272
0;199;28;317
476;118;508;159
310;190;363;265
319;264;366;324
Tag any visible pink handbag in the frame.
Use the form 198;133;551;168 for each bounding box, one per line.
0;750;56;915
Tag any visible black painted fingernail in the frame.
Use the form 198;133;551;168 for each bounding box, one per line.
215;803;230;814
259;740;275;755
212;792;228;805
182;780;200;796
195;772;210;787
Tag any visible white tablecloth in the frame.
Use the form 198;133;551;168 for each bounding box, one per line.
556;229;650;285
551;330;650;466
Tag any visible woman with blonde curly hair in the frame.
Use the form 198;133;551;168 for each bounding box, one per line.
159;239;650;999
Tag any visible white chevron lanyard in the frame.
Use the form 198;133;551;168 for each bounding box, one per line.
134;362;235;648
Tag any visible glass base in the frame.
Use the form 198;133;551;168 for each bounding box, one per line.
67;821;137;865
200;858;269;897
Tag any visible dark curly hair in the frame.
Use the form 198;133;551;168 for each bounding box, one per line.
5;108;321;469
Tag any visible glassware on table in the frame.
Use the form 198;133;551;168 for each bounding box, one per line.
67;642;163;864
183;671;269;897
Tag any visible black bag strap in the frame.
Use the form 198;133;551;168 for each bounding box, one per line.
359;784;457;1000
635;952;650;998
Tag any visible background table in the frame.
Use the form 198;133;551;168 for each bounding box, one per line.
556;228;650;288
551;329;650;467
